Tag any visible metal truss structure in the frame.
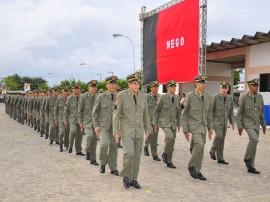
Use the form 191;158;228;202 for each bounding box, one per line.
139;0;208;85
199;0;207;75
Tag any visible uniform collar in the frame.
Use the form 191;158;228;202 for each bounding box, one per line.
127;89;138;96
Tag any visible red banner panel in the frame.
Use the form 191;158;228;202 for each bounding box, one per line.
156;0;199;83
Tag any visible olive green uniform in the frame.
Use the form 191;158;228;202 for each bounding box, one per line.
144;93;160;158
113;89;150;180
236;92;266;167
153;93;181;164
54;95;69;147
78;93;97;161
93;91;118;171
45;96;59;142
64;95;82;153
39;96;46;135
181;90;212;172
210;93;234;161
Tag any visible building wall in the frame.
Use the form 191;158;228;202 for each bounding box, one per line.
246;42;270;104
181;61;232;96
157;61;232;96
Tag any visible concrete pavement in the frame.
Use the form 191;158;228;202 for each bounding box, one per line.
0;103;270;202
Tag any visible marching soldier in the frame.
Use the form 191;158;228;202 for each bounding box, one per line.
236;78;266;174
78;80;99;164
32;91;38;131
39;90;46;137
209;81;234;165
27;91;34;127
43;90;52;139
181;75;213;181
54;87;69;152
64;84;84;155
92;76;119;175
144;81;161;161
113;73;150;189
153;80;182;168
45;87;59;144
35;90;41;132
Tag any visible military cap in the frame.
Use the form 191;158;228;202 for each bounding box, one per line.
62;86;69;92
88;80;99;87
194;75;207;83
126;72;141;82
105;76;118;83
247;78;259;86
165;80;177;87
72;83;81;89
98;89;104;93
51;86;58;91
149;80;159;87
220;81;230;88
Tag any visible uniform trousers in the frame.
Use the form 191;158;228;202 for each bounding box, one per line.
244;128;259;167
210;128;227;161
84;127;97;161
163;127;176;164
99;130;118;171
144;126;159;157
120;130;144;180
69;123;83;153
188;133;206;172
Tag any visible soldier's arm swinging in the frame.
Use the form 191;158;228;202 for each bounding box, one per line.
236;95;245;136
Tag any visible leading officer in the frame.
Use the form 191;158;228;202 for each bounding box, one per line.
113;73;150;189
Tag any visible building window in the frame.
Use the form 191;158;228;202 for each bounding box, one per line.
260;73;270;92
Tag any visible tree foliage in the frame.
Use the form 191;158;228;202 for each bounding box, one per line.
234;68;243;86
2;74;48;91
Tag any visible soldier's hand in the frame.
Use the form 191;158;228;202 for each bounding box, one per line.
114;134;120;143
54;120;58;126
208;130;213;140
95;127;100;138
64;123;68;129
145;132;149;141
263;126;266;134
238;128;243;136
153;125;157;133
231;124;235;131
80;124;84;132
184;132;190;142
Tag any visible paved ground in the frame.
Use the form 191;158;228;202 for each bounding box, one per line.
0;103;270;202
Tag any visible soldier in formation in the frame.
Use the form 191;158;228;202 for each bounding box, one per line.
236;78;266;174
93;76;119;175
4;73;267;189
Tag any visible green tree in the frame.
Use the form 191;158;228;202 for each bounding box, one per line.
21;76;47;90
97;81;106;91
3;76;20;90
234;68;243;86
117;79;128;90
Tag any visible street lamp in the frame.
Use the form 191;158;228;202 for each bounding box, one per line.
96;74;102;82
47;73;54;86
108;71;113;76
113;33;135;72
80;63;93;80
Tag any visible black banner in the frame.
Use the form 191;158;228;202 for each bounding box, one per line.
143;14;158;84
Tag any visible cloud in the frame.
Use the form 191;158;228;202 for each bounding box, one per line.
0;0;269;86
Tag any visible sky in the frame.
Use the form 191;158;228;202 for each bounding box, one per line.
0;0;269;86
